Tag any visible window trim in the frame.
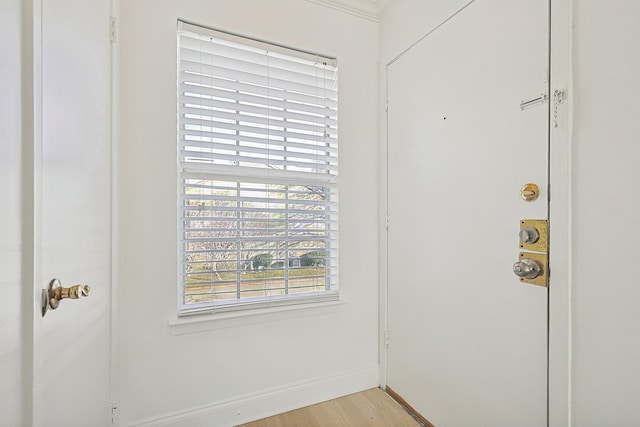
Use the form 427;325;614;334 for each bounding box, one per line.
169;299;345;335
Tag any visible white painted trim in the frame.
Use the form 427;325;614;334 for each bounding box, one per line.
122;365;379;427
378;64;389;389
21;0;37;425
304;0;379;22
548;0;572;425
305;0;402;22
378;0;401;20
168;299;345;335
30;0;43;423
110;0;120;424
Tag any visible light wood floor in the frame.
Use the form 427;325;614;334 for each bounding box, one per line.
237;388;422;427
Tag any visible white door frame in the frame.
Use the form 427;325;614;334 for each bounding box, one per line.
110;0;121;423
23;0;118;424
547;0;571;425
378;0;572;425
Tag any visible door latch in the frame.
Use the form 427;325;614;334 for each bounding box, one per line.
520;93;548;110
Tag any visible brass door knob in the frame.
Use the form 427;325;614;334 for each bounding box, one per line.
42;278;91;317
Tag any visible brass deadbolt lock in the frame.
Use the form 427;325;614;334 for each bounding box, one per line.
521;183;539;202
519;219;548;252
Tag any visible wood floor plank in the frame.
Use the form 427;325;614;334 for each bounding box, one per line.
238;388;421;427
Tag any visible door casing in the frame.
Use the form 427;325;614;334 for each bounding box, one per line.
27;0;115;425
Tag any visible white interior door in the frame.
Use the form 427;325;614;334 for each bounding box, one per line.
386;1;549;426
32;0;112;426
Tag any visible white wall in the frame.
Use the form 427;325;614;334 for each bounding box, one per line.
117;1;379;425
0;0;27;425
379;0;470;65
571;1;640;425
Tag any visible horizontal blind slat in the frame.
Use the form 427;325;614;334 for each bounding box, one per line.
182;196;335;209
180;96;338;128
180;79;338;111
181;106;336;136
179;130;338;155
179;35;337;79
181;165;338;185
180;46;337;88
181;59;337;99
179;139;337;163
179;23;336;66
181;151;337;173
181;117;336;145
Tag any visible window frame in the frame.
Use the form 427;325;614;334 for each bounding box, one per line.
177;21;339;316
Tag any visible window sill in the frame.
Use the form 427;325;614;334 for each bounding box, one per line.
168;298;344;335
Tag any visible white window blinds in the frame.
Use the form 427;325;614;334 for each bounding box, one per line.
177;21;339;315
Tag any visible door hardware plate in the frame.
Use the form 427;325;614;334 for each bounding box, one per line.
518;252;548;287
519;219;548;253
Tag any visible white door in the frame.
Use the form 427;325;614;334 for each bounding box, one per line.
386;1;549;426
31;0;113;426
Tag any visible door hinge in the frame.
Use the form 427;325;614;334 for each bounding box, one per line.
544;67;549;84
385;213;390;230
385;97;389;112
385;330;389;349
111;401;118;425
110;17;118;44
547;183;551;202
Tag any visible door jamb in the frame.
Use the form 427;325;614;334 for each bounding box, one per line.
110;0;120;423
548;0;572;425
26;0;117;423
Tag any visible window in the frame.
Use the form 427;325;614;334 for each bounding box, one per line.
177;22;338;315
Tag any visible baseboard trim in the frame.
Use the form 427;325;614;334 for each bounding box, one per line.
124;365;379;427
385;386;436;427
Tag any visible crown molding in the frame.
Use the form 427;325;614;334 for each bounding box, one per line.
305;0;402;22
378;0;402;20
304;0;379;21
